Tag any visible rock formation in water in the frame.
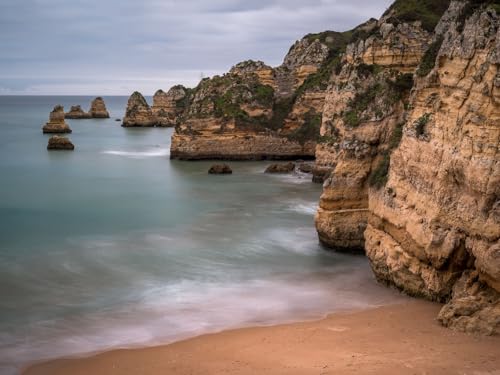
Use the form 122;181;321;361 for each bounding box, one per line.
47;135;75;150
90;97;110;118
265;162;296;173
43;105;72;133
208;164;233;174
169;29;356;160
314;0;500;334
65;105;91;119
152;86;190;127
122;92;156;127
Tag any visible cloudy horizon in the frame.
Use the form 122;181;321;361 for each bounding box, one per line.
1;0;392;96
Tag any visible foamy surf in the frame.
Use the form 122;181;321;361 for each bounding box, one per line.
102;149;169;159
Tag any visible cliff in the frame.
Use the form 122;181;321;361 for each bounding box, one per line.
315;0;500;335
169;31;359;160
152;86;190;127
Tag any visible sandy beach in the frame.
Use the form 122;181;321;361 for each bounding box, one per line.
25;300;500;375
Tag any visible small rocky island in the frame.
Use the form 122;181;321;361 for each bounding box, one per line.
89;97;109;118
65;105;92;119
122;87;189;127
43;105;72;133
208;164;233;174
47;135;75;150
64;97;110;119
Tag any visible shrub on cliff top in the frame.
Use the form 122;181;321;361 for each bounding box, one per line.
384;0;451;32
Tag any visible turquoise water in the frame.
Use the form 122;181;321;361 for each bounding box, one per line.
0;96;403;374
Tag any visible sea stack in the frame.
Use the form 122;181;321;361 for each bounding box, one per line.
43;105;72;133
65;105;91;119
89;97;110;118
152;86;189;127
122;91;156;127
47;135;74;150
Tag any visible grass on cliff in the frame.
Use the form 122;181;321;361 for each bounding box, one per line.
286;110;322;145
368;121;405;189
383;0;451;32
417;37;444;77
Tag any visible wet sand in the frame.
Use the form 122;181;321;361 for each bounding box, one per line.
25;300;500;375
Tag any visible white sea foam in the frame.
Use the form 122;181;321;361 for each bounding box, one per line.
101;149;169;159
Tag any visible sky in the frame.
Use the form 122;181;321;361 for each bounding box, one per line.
0;0;393;95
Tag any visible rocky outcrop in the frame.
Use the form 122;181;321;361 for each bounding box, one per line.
364;2;500;334
169;30;345;160
314;0;500;334
152;86;190;127
208;164;232;174
265;162;295;173
47;135;74;150
122;92;156;127
43;105;72;134
65;105;91;119
90;97;110;118
314;9;427;251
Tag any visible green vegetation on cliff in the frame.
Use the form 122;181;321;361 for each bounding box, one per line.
417;36;444;77
384;0;451;32
286;110;322;145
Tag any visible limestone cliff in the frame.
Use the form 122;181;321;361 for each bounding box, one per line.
152;86;190;127
65;105;91;119
90;97;109;118
122;91;156;127
169;23;380;160
43;105;72;133
315;0;500;334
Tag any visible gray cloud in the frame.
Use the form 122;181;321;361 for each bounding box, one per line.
0;0;392;95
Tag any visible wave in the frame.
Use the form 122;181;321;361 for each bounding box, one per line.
101;148;169;159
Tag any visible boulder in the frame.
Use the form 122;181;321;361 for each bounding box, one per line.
90;97;110;118
43;105;72;133
208;164;233;174
47;135;74;150
122;91;156;127
265;162;295;173
298;162;314;174
65;105;91;119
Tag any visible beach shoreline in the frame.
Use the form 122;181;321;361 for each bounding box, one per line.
24;300;500;375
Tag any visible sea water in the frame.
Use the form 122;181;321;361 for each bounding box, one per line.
0;96;404;374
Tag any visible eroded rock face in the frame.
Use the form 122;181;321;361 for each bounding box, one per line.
314;14;428;251
65;105;91;119
47;135;74;150
313;0;499;334
122;92;156;127
43;105;72;134
152;86;190;127
169;30;341;161
363;3;500;333
90;97;110;118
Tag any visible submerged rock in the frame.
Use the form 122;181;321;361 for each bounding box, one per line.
90;97;110;118
65;105;91;119
265;162;295;173
47;135;74;150
208;164;233;174
122;91;156;127
43;105;72;134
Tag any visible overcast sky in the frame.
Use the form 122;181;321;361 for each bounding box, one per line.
0;0;392;95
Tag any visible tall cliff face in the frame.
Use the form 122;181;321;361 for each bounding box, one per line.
365;2;500;334
315;0;500;334
152;86;190;127
169;34;341;160
315;11;432;250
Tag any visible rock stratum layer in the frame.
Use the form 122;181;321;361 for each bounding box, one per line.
314;0;500;335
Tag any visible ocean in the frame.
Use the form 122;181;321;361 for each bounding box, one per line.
0;96;403;374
